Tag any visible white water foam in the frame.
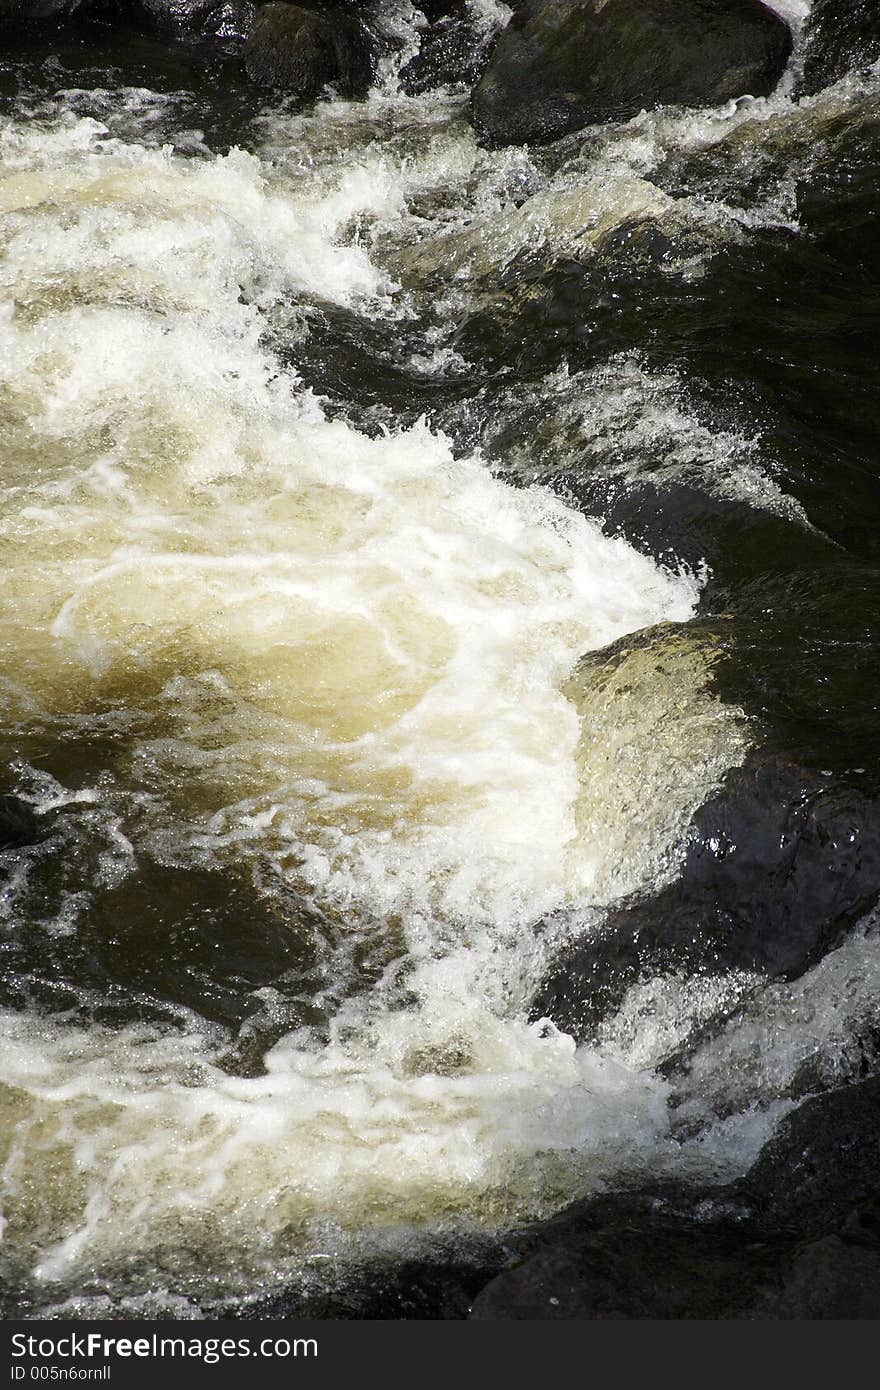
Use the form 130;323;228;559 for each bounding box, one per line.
0;0;874;1313
480;355;811;525
0;103;757;1302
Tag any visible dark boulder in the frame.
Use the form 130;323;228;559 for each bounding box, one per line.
762;1227;880;1319
472;0;793;147
400;3;497;96
742;1075;880;1231
470;1200;787;1318
0;856;325;1039
471;1077;880;1318
470;1186;880;1319
799;0;880;96
0;0;255;36
0;0;86;22
0;794;39;851
532;749;880;1043
243;2;372;99
415;1;469;20
127;0;255;38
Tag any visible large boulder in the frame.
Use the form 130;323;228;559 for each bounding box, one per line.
127;0;255;37
472;0;794;147
471;1077;880;1318
799;0;880;96
0;0;254;34
0;794;38;851
0;0;85;21
470;1183;880;1320
400;1;502;95
243;1;372;98
742;1076;880;1232
532;749;880;1043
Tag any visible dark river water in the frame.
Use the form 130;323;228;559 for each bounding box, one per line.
1;0;879;1317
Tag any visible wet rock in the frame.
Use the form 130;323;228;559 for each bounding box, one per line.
0;795;39;850
765;1231;880;1319
416;0;469;20
0;859;324;1034
471;1201;785;1318
217;986;317;1077
799;0;880;97
471;0;793;147
241;1245;505;1319
83;866;323;1029
199;0;253;39
243;1;372;99
129;0;256;39
742;1075;880;1231
400;5;494;95
471;1193;880;1318
0;0;85;21
471;1077;880;1318
532;749;880;1042
0;0;254;38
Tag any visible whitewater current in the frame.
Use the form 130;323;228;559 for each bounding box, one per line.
0;0;878;1315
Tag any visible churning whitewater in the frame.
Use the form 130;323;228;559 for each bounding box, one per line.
0;98;739;1304
6;0;874;1315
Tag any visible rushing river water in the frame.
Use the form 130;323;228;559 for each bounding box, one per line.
1;0;879;1317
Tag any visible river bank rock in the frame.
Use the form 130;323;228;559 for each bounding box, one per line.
472;0;793;147
799;0;880;97
471;1076;880;1318
532;749;880;1043
243;2;371;97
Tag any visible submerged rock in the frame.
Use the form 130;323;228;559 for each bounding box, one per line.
532;749;880;1043
742;1076;880;1231
472;0;793;147
0;855;326;1037
471;1076;880;1318
799;0;880;97
243;1;372;98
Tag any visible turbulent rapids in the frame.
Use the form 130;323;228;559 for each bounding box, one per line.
1;0;879;1317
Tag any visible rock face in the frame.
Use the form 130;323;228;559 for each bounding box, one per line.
532;751;880;1044
472;0;794;147
243;2;372;98
799;0;880;96
471;1200;786;1318
471;1077;880;1318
